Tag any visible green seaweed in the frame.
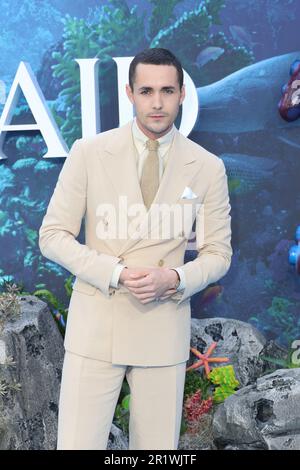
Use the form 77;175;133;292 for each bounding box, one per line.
33;274;74;335
250;296;300;347
12;158;38;171
208;365;240;403
261;342;300;370
184;368;212;400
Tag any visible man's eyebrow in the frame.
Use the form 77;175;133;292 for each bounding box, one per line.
138;86;176;91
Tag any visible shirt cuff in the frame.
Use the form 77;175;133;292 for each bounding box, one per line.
171;268;186;291
110;263;127;288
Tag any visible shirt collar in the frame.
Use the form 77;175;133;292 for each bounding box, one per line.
132;117;175;156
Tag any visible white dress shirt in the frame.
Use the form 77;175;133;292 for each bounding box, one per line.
110;117;185;291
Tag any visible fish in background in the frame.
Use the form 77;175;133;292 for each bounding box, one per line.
229;25;259;50
194;284;224;310
195;47;225;68
219;153;278;195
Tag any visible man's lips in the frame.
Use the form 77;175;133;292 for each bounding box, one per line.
149;115;165;118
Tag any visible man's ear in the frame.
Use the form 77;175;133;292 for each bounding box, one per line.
179;84;186;105
126;84;134;104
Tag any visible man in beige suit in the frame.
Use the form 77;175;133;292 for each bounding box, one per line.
38;48;232;450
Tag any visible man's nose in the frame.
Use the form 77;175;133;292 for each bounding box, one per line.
152;93;163;109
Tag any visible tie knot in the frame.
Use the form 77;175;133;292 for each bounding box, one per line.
146;139;159;152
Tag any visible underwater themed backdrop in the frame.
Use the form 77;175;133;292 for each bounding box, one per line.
0;0;299;348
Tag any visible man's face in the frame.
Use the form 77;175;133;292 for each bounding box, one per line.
126;63;185;139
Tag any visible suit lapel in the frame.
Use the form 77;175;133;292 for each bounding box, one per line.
98;120;144;208
98;120;200;256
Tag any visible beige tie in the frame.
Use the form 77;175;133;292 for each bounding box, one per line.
140;138;160;210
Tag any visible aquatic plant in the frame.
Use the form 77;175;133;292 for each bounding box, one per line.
0;283;21;332
114;393;131;434
208;364;240;403
0;166;15;194
0;284;23;400
179;364;239;443
51;1;145;145
261;342;300;371
250;296;300;347
113;377;131;434
33;274;74;335
0;356;21;398
184;369;212;400
150;0;253;85
0;0;62;76
0;131;67;293
183;389;213;433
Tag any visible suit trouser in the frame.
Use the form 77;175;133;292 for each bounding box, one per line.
56;350;187;450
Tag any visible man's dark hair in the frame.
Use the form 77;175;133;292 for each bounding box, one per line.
129;48;183;91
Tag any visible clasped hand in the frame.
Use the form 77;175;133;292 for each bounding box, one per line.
120;267;178;304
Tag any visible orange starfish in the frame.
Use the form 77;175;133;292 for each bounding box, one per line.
186;342;229;376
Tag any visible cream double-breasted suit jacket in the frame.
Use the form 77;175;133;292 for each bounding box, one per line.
38;120;232;367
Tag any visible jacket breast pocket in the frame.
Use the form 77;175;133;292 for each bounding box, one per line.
72;278;97;296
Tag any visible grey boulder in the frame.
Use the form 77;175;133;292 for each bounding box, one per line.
213;368;300;450
0;295;64;450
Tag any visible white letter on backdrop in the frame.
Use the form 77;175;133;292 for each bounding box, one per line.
0;61;68;160
76;58;101;137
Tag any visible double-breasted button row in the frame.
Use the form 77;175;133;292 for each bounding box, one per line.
158;259;164;267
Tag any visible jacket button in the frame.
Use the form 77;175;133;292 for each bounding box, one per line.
158;259;164;267
109;289;115;296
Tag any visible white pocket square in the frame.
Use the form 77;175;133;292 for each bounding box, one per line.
180;186;198;199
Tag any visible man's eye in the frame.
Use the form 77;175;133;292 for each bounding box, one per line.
140;89;173;95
